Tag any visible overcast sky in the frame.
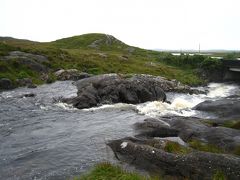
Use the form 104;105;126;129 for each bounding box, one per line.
1;0;239;50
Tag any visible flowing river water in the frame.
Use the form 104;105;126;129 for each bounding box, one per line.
0;81;239;180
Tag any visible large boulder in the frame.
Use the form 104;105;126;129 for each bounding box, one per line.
194;97;240;119
108;138;240;179
64;74;167;109
54;69;91;81
64;74;204;109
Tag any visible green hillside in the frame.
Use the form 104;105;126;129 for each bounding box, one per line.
51;33;129;51
0;33;216;87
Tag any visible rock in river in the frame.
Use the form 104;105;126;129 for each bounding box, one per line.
194;97;240;119
64;74;204;109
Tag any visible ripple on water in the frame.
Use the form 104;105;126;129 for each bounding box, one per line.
0;81;239;179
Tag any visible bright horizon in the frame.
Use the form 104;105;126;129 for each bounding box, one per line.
1;0;240;51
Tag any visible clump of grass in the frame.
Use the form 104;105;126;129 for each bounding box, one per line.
201;120;219;127
188;140;223;154
0;42;19;56
212;170;226;180
46;73;57;84
222;120;240;130
164;141;191;155
76;162;157;180
233;146;240;156
199;119;240;130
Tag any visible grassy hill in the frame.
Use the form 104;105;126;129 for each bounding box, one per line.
0;33;212;87
51;33;129;51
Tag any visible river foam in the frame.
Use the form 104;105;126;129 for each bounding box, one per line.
135;82;240;118
80;83;240;118
207;83;239;98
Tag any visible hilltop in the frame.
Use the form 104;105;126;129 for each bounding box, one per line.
0;33;225;89
51;33;129;51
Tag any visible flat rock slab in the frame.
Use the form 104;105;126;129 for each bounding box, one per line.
108;138;240;179
139;116;240;151
194;98;240;119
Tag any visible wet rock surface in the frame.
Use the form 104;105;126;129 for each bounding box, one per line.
108;116;240;179
134;118;179;138
64;74;204;109
194;97;240;119
108;138;240;179
166;116;240;151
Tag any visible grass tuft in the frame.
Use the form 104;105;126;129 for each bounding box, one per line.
222;120;240;130
76;162;158;180
212;170;226;180
188;140;223;154
164;141;191;155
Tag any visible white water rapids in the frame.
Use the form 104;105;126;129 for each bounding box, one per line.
84;83;240;118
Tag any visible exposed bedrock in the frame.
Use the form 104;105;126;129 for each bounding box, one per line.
64;74;204;109
3;51;49;73
194;97;240;119
108;138;240;180
135;117;240;151
134;118;179;138
108;116;240;179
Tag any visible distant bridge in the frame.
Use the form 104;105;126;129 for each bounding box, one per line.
222;60;240;81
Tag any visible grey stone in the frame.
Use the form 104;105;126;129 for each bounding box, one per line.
108;138;240;179
194;98;240;119
3;51;48;73
54;69;91;81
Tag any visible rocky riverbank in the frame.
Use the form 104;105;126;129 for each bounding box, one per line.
107;97;240;179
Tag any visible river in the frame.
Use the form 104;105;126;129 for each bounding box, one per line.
0;81;239;180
